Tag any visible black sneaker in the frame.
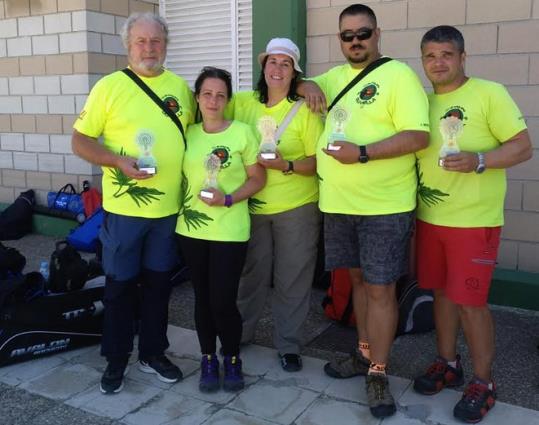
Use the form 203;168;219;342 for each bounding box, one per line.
414;355;464;395
100;361;128;394
366;373;396;418
279;353;302;372
139;354;182;383
453;378;496;423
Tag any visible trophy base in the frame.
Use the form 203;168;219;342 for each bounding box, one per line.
327;143;341;151
260;152;277;160
139;166;156;175
200;190;214;199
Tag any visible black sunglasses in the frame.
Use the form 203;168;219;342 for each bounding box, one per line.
339;28;374;42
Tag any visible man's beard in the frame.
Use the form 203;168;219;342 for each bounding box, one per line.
346;46;369;64
134;58;164;73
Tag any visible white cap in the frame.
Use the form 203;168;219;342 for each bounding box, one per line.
257;38;302;73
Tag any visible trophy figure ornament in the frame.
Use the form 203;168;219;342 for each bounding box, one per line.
257;115;278;159
438;116;463;167
327;106;349;151
136;131;157;174
200;153;222;199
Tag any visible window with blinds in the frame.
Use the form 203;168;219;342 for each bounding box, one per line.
160;0;253;91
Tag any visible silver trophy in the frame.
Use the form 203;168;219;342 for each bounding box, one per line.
135;131;157;174
200;153;221;199
257;115;278;159
438;116;463;166
327;106;349;151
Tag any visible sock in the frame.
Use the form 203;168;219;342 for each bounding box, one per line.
472;376;494;390
368;362;386;375
358;341;370;360
447;359;457;368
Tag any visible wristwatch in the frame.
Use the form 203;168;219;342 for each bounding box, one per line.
282;160;294;175
475;152;486;174
358;145;369;164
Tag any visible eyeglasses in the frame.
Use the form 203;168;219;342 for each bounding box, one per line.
339;28;374;42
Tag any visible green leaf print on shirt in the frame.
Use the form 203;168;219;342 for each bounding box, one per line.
111;148;165;207
179;172;214;230
248;197;267;214
417;166;449;207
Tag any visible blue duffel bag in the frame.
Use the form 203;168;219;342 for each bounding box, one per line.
66;207;104;252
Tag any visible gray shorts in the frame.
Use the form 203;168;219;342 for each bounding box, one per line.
324;211;414;285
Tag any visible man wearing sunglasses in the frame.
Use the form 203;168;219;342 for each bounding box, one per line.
301;4;430;419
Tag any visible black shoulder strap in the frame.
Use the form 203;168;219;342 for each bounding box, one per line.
122;68;186;149
327;56;393;112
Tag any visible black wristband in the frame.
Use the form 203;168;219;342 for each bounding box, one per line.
283;160;294;175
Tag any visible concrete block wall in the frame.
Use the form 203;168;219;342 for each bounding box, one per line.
306;0;539;273
0;0;158;206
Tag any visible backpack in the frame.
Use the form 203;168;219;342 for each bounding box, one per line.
48;241;89;293
0;189;34;240
395;278;434;336
321;269;355;325
0;242;26;278
321;269;435;336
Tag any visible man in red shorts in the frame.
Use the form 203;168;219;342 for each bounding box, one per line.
414;25;532;423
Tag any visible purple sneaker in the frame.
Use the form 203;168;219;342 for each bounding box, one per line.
223;355;244;392
199;354;219;392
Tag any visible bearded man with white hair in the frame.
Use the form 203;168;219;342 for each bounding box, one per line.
72;12;195;394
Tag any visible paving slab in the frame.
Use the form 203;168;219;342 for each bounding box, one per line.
166;326;201;360
120;390;215;425
20;362;101;400
227;378;320;425
65;378;162;420
399;385;539;425
295;397;379;425
204;408;280;425
263;355;335;393
0;354;66;386
128;356;199;390
170;371;259;405
239;344;281;376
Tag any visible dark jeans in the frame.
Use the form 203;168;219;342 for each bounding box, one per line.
178;235;248;356
101;269;172;363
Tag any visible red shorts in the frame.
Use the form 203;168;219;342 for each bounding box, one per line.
416;220;501;307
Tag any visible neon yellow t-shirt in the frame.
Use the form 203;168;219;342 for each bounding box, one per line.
313;60;430;215
73;69;195;218
227;91;323;214
176;121;259;242
416;78;527;227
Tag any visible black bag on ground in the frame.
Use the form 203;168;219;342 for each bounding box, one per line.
322;272;434;336
0;277;104;367
0;190;34;240
48;241;89;293
396;278;434;336
0;243;26;278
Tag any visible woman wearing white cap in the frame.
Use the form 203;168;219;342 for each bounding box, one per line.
229;38;323;371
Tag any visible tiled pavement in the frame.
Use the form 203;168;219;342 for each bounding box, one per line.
1;325;538;425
